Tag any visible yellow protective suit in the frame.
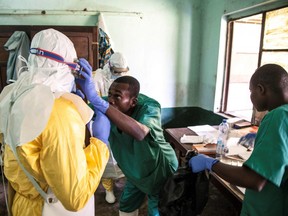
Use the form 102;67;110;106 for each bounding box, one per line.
4;97;109;216
102;178;114;191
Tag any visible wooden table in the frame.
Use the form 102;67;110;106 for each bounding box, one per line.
164;127;216;163
164;127;243;214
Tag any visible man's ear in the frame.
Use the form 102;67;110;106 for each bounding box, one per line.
130;97;138;108
257;84;265;94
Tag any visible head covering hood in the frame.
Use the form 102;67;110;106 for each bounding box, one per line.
0;28;92;149
109;52;129;71
101;52;129;81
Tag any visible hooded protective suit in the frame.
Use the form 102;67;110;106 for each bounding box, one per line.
0;28;109;216
93;52;129;97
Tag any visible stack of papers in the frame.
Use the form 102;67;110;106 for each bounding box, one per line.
188;125;218;144
188;125;218;134
180;134;204;144
226;137;252;161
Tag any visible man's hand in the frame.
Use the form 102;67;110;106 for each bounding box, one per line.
188;154;219;173
238;132;256;149
75;58;109;113
92;110;110;144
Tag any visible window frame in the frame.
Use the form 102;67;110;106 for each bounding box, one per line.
220;6;288;121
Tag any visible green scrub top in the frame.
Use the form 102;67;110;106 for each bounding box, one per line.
242;105;288;216
109;94;178;195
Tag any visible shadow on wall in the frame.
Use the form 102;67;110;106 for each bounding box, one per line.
161;106;224;129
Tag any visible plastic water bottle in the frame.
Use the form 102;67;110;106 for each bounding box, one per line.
216;119;230;160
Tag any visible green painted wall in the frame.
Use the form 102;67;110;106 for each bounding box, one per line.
195;0;288;111
0;0;287;111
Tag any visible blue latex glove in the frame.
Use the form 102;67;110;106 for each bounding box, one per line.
92;110;111;144
75;58;109;113
74;89;85;99
189;154;219;173
238;132;256;149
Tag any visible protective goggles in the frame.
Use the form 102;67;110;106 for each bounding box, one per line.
30;48;82;77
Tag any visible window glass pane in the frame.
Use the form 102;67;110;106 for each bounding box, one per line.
261;51;288;71
222;7;288;122
263;7;288;49
226;15;262;120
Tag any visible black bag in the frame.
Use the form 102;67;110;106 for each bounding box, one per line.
159;150;209;216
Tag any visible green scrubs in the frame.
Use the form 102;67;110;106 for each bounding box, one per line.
242;105;288;216
109;94;178;215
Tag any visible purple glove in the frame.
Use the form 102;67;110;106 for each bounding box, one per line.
188;154;219;173
92;110;110;144
75;58;109;113
74;89;85;99
238;132;256;149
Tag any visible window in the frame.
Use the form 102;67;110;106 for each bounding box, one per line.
221;6;288;123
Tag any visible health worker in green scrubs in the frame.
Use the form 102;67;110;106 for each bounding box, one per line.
189;64;288;216
76;64;178;216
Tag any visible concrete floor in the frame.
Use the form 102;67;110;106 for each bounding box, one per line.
95;177;239;216
0;176;238;216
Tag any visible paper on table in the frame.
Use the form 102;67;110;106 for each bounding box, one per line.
188;125;218;143
180;134;204;144
188;125;218;133
226;137;252;161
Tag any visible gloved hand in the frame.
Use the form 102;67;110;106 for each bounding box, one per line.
92;110;111;144
74;89;85;99
238;132;256;149
188;154;219;173
75;58;109;113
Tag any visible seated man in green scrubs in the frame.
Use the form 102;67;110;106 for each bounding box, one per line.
189;64;288;216
75;60;178;216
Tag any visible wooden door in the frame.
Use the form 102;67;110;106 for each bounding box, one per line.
0;26;99;92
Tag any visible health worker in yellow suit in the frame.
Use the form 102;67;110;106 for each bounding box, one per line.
0;28;110;216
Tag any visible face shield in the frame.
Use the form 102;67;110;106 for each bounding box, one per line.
28;28;78;93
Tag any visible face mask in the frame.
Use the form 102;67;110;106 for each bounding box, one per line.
110;73;126;80
30;65;75;93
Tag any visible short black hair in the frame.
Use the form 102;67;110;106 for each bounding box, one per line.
114;76;140;97
251;64;288;94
